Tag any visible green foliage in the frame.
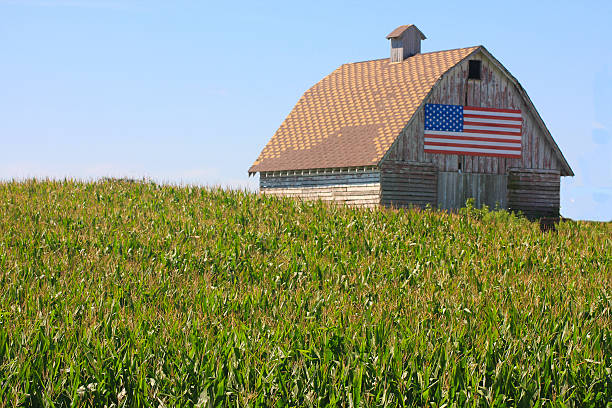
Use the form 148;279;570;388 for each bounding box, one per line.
0;179;610;407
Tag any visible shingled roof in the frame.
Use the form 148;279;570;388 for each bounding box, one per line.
249;46;479;174
386;24;426;40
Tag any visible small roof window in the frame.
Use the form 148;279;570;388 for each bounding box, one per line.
468;60;482;80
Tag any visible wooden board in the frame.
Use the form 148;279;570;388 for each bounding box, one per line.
437;172;507;210
260;170;381;208
507;170;560;219
380;161;437;208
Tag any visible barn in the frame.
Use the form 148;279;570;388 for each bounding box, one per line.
248;25;573;219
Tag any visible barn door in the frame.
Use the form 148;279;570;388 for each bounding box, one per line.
437;172;508;211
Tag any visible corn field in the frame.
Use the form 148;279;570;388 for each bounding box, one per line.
0;180;610;407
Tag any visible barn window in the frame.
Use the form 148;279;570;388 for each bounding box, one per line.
468;60;482;80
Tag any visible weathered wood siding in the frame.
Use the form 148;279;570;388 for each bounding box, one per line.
508;169;560;219
390;28;421;62
437;173;507;210
260;171;380;207
380;161;437;208
384;50;563;175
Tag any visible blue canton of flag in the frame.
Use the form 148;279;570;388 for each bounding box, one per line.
424;104;463;132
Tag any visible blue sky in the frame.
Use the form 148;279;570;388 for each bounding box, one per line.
1;0;610;221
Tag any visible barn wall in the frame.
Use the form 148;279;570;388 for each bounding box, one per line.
260;171;380;207
380;161;437;208
508;169;560;219
385;50;563;175
437;173;507;210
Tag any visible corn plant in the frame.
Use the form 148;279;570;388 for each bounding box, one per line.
0;179;609;407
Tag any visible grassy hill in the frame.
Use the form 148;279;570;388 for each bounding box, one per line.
0;180;610;407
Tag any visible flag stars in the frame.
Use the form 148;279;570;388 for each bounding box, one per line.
425;103;463;132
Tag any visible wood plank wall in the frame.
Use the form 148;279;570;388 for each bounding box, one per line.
508;169;560;219
437;173;507;210
380;161;437;208
390;28;421;62
384;51;562;175
390;39;404;63
260;171;381;208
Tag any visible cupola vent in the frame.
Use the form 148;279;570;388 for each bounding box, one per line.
386;25;426;63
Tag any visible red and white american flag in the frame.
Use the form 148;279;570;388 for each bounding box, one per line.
423;104;522;158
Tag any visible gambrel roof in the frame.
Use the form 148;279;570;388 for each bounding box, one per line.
249;46;573;176
249;46;478;173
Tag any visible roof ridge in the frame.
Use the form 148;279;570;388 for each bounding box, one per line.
345;45;481;66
